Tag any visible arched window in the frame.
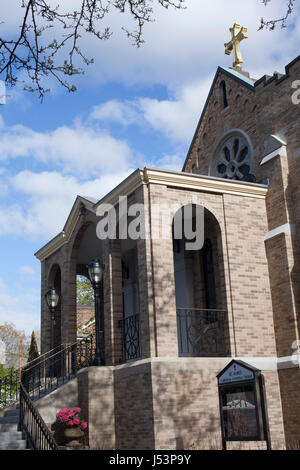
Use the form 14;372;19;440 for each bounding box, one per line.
210;130;253;181
172;206;230;357
220;81;228;109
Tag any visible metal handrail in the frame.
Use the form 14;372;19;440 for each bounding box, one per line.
0;368;20;409
23;342;75;374
21;336;95;400
18;335;95;450
0;344;65;410
19;382;58;450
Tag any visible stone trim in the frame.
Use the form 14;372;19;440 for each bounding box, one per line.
264;223;295;241
260;145;287;166
113;355;299;373
35;168;268;261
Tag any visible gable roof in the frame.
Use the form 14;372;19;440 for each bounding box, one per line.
35;167;268;261
182;66;256;172
182;55;300;172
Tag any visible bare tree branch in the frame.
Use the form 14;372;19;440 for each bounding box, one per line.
259;0;296;30
0;0;185;100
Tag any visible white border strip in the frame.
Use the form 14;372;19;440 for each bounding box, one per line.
260;146;286;166
265;223;295;241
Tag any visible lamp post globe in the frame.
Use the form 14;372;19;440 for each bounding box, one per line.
45;288;60;310
45;287;60;352
88;259;105;366
88;259;103;287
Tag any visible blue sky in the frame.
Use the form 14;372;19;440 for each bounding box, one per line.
0;0;299;336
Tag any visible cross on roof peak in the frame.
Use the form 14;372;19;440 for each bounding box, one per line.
224;23;248;70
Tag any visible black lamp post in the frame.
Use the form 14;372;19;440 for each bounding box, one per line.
88;259;105;366
45;287;60;352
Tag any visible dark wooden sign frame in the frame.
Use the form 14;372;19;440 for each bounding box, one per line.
217;360;271;450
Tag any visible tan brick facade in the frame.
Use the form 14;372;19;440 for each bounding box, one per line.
36;56;300;449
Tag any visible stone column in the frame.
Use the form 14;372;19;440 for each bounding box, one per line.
103;238;123;365
135;185;157;359
40;260;50;354
147;183;178;357
61;247;77;346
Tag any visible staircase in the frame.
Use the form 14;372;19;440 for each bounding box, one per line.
0;336;95;450
0;408;27;450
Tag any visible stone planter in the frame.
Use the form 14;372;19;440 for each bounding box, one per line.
51;422;85;446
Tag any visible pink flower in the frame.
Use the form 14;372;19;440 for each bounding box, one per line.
73;417;80;426
68;420;74;427
80;422;87;431
68;411;74;418
60;415;69;423
73;408;81;413
57;409;66;418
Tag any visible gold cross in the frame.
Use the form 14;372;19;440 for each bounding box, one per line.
224;23;248;70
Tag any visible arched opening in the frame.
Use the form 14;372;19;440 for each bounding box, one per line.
76;274;95;339
47;264;62;349
172;204;230;357
220;81;228;109
69;221;103;357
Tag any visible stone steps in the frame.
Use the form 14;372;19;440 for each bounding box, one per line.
0;407;27;450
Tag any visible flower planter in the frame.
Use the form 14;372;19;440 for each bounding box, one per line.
52;422;85;446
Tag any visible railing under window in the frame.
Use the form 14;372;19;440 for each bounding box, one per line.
119;314;141;362
176;308;229;357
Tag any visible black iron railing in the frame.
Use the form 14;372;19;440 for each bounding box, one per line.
18;335;95;450
0;345;62;410
176;308;229;357
0;335;95;450
119;314;141;362
19;382;59;450
0;368;20;409
21;336;95;401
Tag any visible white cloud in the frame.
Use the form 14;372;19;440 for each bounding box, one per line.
90;99;141;125
0;0;299;95
146;153;184;172
139;79;212;143
91;78;212;143
0;278;40;334
0;121;133;178
0;169;134;239
74;0;300;90
19;266;35;276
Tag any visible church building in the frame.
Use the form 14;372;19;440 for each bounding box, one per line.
35;27;300;449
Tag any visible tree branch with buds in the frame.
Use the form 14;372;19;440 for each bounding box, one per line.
0;0;185;99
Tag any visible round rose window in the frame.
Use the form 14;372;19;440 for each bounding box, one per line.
212;132;252;180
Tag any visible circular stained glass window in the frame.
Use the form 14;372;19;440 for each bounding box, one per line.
212;131;252;181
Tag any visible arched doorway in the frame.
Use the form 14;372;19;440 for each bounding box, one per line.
76;273;95;338
70;221;102;347
172;204;230;357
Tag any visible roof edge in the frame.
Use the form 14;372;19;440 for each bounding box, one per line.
35;168;268;262
182;55;300;172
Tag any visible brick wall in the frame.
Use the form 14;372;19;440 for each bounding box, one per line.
183;59;300;444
